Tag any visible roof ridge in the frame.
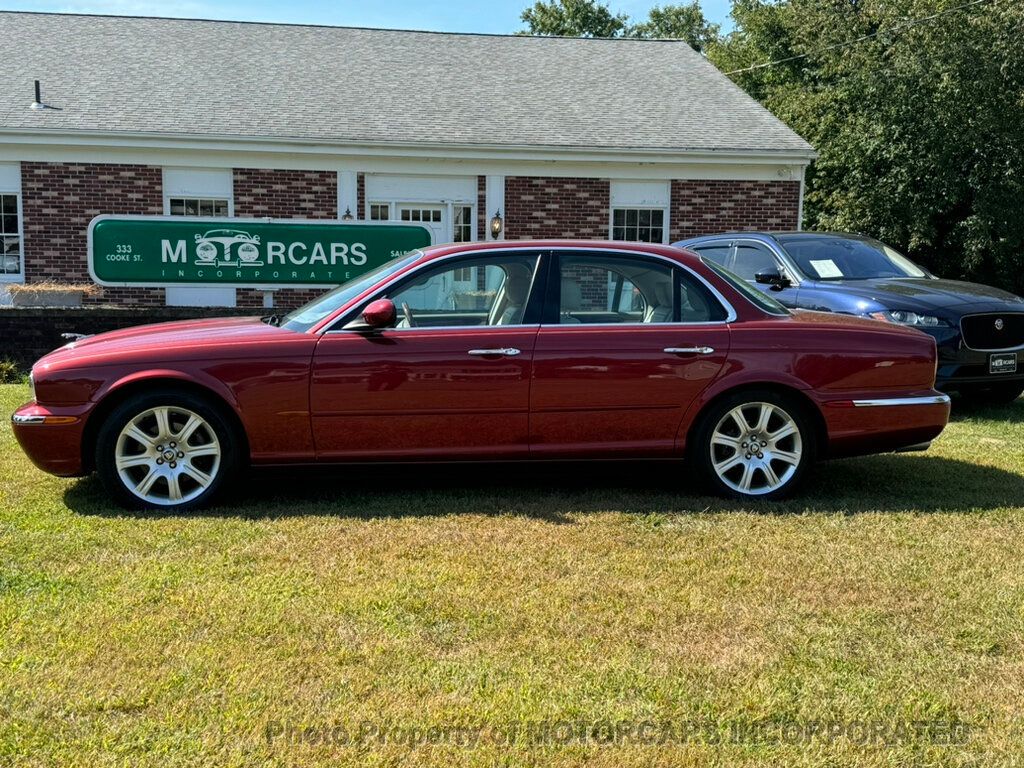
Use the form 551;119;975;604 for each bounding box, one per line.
0;9;697;42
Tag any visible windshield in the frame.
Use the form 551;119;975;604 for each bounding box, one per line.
700;257;789;316
279;252;422;332
779;236;929;281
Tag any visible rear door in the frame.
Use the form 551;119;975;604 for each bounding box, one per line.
529;249;732;457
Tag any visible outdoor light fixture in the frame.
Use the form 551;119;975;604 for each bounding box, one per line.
489;209;503;239
341;207;354;221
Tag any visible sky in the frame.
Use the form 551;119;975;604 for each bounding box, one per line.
3;0;735;34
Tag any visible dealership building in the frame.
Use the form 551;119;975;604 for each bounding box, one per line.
0;11;814;309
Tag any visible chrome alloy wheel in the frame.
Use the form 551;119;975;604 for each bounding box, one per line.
114;406;221;506
709;401;803;496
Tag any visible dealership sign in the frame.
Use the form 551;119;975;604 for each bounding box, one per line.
88;215;432;288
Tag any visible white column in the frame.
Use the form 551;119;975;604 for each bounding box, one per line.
485;175;505;241
338;170;358;220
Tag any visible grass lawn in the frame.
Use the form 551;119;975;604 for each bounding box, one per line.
2;382;1023;767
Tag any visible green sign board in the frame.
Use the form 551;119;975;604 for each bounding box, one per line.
88;215;432;288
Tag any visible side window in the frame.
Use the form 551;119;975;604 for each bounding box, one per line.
679;270;729;322
558;253;674;325
389;254;539;328
732;242;782;281
689;242;732;267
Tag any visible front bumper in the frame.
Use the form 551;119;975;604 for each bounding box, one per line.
11;401;92;476
927;326;1024;390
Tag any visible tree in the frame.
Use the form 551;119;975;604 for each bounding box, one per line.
630;3;720;53
710;0;1024;292
520;0;718;52
520;0;629;38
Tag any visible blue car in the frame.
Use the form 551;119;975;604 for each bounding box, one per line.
674;232;1024;404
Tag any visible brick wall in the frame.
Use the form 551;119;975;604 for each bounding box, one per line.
232;168;338;310
476;176;487;241
20;162;166;306
503;177;610;240
669;180;801;240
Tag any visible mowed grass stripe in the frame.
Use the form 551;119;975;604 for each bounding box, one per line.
1;383;1022;766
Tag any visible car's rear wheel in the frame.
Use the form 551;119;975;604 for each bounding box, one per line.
960;382;1024;405
96;389;239;510
692;390;815;501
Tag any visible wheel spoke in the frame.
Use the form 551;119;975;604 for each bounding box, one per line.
761;461;781;488
737;463;755;491
135;466;161;495
166;473;183;502
728;408;749;434
769;422;797;442
124;424;156;449
712;433;742;450
755;403;773;433
714;454;745;474
771;449;801;467
188;444;219;458
181;463;213;489
153;408;172;440
176;414;203;444
116;454;152;471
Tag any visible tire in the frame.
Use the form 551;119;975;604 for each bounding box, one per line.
691;389;816;501
960;383;1024;406
95;388;240;510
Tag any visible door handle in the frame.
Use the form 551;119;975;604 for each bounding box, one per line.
467;347;522;357
664;346;715;355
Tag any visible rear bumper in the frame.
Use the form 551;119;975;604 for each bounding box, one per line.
11;401;91;477
819;392;951;459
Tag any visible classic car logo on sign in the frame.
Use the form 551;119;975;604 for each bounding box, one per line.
87;215;432;288
994;318;1005;331
194;229;264;267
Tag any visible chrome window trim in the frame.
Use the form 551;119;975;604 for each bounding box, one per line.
958;312;1024;353
321;245;739;334
851;394;951;407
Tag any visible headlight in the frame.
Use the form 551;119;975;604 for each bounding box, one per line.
869;310;950;328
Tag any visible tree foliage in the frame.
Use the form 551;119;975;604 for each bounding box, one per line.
709;0;1024;291
519;0;629;38
520;0;718;51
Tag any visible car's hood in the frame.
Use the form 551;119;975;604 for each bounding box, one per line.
813;277;1024;312
36;316;307;369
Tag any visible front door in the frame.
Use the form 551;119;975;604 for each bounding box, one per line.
310;250;545;460
530;250;731;456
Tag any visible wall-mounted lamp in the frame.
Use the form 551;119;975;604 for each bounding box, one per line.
489;209;503;239
341;207;354;221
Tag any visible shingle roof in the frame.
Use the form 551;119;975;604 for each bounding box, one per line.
0;12;814;155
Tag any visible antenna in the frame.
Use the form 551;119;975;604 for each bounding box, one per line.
30;80;44;110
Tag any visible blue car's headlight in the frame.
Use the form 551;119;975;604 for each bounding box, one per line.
869;310;951;328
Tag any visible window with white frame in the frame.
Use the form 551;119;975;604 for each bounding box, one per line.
611;208;666;243
168;197;229;217
453;205;473;243
369;202;390;221
1;193;21;276
609;181;670;244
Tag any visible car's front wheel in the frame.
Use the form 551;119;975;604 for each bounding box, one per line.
692;390;815;501
96;389;239;510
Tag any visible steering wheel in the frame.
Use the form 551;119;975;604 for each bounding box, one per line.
401;301;417;328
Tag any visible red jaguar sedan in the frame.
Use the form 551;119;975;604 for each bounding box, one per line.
12;240;951;509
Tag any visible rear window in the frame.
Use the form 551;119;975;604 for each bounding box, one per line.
700;257;790;316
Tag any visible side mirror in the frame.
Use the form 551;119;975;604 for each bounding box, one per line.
346;298;396;330
755;269;792;292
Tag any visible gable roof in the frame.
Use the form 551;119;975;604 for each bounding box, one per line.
0;12;814;157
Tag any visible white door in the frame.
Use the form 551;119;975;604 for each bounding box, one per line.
397;204;446;244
